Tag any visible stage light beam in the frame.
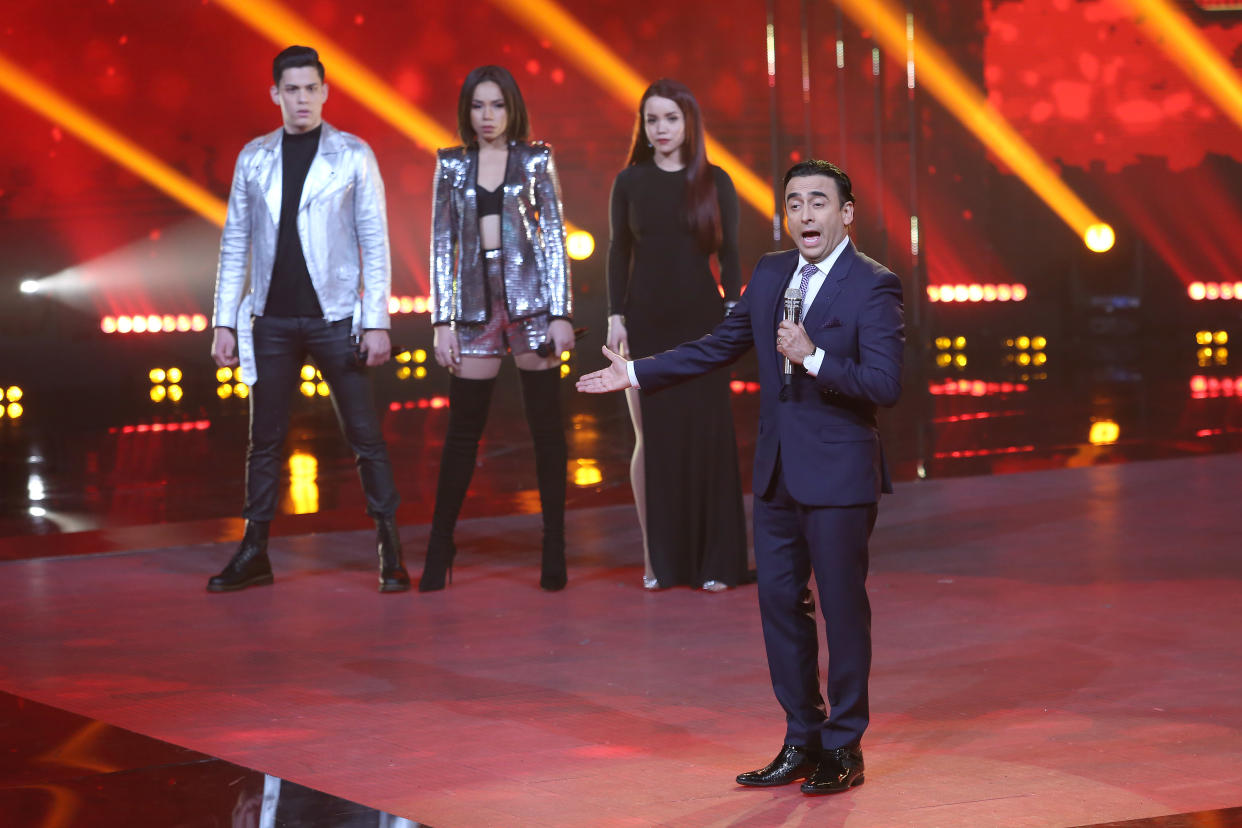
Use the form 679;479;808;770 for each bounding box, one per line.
486;0;775;219
0;51;227;226
832;0;1110;250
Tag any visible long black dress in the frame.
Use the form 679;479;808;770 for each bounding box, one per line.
607;160;749;587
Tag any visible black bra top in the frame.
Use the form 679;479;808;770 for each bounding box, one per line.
476;183;502;218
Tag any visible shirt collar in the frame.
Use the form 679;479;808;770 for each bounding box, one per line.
797;235;850;277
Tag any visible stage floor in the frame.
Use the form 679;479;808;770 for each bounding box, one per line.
2;452;1240;827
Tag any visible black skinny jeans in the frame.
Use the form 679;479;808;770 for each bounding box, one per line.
242;315;399;521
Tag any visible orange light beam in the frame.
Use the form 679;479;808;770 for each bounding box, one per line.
0;50;227;226
212;0;456;153
487;0;776;218
833;0;1107;243
214;0;583;235
1121;0;1242;132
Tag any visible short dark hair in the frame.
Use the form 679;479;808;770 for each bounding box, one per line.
457;65;530;144
783;159;855;207
273;45;324;84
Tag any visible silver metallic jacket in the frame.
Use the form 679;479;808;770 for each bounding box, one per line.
212;122;392;332
430;141;572;325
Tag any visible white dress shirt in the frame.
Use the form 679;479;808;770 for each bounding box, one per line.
626;235;850;388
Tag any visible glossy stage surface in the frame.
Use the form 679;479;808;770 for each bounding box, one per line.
3;448;1242;826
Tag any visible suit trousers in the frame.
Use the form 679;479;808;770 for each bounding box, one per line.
242;315;399;522
752;456;877;750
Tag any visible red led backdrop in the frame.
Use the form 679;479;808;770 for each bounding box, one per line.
1;0;1241;355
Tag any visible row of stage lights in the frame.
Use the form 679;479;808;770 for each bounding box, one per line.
1188;282;1242;301
0;385;24;420
103;314;209;334
927;284;1028;304
1191;376;1241;398
931;335;1047;369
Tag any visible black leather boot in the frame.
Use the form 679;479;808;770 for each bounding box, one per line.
376;516;410;593
419;375;495;592
520;367;568;591
207;520;273;592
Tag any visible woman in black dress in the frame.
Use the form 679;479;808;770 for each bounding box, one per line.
606;79;748;591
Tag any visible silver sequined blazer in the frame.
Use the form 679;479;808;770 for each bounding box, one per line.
430;141;572;325
212;122;392;331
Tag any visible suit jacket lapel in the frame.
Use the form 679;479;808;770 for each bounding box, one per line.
769;249;800;331
802;239;856;332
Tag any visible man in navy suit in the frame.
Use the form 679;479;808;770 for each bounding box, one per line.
577;160;903;794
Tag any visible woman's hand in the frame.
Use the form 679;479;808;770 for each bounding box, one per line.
606;314;629;358
433;325;460;370
548;319;575;355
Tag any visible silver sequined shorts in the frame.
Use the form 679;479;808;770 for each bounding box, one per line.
457;250;550;357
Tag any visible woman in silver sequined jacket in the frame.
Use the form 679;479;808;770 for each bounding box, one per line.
420;65;574;594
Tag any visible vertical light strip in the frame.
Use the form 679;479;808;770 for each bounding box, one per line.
0;50;227;226
487;0;775;218
1121;0;1242;132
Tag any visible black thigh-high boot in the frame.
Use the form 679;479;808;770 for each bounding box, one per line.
419;375;496;592
519;367;568;591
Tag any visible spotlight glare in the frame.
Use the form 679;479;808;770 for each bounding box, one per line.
7;402;22;418
217;384;234;399
567;230;595;260
234;383;249;398
216;366;233;382
116;316;133;333
167;384;183;402
1084;223;1115;253
19;279;40;294
149;368;166;384
5;386;22;402
1089;420;1120;446
101;316;117;334
316;381;330;397
300;381;316;398
167;367;182;383
1189;282;1206;301
191;314;208;331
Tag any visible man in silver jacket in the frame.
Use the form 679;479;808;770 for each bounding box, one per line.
208;45;408;594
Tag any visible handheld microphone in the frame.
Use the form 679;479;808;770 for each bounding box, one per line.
535;326;589;358
782;287;803;387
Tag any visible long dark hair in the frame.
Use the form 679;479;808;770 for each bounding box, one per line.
457;65;530;145
626;79;721;253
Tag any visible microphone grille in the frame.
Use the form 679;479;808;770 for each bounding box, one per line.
784;287;802;301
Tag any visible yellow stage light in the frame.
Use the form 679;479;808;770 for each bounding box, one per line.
573;459;603;487
1084;223;1116;253
1089;420;1120;446
566;230;595;261
934;337;951;350
4;386;20;402
414;366;427;379
1016;336;1031;350
487;0;774;219
149;368;166;384
216;366;234;382
218;384;234;399
150;386;167;403
936;353;952;367
1215;331;1229;345
235;383;250;398
288;450;319;515
954;354;968;367
1017;353;1032;366
560;363;571;378
300;364;316;382
1033;353;1047;366
0;52;226;226
1032;336;1047;350
6;402;21;419
316;381;330;397
413;349;427;364
832;0;1108;246
395;350;412;364
299;381;316;398
1216;348;1229;365
953;336;966;350
167;367;182;383
167;384;183;402
397;366;412;380
560;350;571;362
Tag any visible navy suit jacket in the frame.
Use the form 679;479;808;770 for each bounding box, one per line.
633;240;904;507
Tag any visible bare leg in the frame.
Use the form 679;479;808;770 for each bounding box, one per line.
623;386;654;584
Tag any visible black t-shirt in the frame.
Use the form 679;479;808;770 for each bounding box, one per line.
265;125;325;317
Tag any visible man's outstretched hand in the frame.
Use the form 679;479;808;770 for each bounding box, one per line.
575;345;633;394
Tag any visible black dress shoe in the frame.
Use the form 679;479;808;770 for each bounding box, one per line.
207;520;273;592
376;516;411;593
800;745;864;795
736;744;821;787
